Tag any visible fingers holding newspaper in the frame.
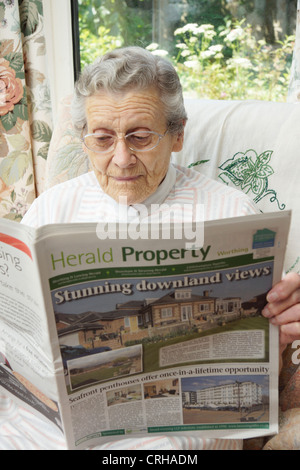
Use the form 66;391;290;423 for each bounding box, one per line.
262;272;300;347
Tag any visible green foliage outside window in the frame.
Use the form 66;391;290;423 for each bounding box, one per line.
165;19;294;101
78;0;295;102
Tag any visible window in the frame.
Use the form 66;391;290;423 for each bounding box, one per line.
74;0;297;102
181;304;192;321
199;304;210;312
161;307;173;318
175;289;192;299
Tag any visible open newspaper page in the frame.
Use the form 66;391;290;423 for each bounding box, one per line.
0;220;66;436
43;211;290;449
0;211;291;449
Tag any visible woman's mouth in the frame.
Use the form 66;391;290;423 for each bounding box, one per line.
111;175;141;182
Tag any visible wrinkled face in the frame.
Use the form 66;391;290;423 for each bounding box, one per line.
84;88;184;205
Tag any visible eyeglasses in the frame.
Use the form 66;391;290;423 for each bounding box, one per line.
82;129;168;154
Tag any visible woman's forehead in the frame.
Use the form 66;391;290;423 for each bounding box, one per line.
85;88;166;129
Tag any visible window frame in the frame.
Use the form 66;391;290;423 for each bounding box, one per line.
43;0;78;122
71;0;81;82
161;307;173;319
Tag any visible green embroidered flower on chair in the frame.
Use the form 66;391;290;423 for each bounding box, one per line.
218;149;285;210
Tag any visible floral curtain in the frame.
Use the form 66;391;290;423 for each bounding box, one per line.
288;0;300;102
0;0;52;221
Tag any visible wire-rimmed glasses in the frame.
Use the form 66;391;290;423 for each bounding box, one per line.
82;129;168;154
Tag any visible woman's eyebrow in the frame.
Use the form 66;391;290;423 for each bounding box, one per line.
92;128;115;134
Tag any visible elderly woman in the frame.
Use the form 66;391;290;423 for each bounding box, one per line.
23;46;257;226
2;46;299;450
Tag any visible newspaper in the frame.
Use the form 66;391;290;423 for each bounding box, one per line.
0;211;291;449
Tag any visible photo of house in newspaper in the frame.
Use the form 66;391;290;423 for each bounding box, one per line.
52;260;273;393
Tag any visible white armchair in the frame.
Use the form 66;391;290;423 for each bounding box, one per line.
47;96;300;275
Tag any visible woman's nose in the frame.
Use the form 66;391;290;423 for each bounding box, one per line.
112;139;137;167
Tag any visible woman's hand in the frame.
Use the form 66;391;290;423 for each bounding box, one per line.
262;272;300;348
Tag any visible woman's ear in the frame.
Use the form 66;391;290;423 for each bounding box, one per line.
82;140;88;154
172;120;186;153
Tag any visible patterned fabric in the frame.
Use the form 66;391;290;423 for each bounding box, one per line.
22;163;259;227
0;0;53;221
0;393;66;450
175;98;300;275
243;345;300;450
262;345;300;450
45;95;91;189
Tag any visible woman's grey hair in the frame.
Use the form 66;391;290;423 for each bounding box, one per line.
71;46;187;135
